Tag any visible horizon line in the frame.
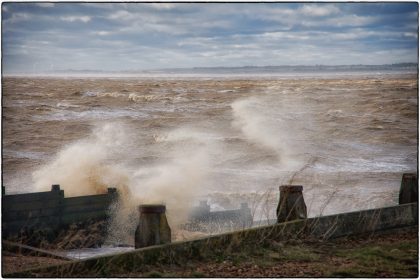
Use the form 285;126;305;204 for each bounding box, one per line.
3;62;418;75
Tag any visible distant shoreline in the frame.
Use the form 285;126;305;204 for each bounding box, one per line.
3;63;418;78
3;71;417;80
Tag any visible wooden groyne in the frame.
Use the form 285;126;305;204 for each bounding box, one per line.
2;185;118;238
186;201;253;231
2;173;418;277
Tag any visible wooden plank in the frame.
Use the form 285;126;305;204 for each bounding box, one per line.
2;192;117;236
4;202;112;222
399;173;418;204
63;194;112;207
2;199;62;212
62;202;111;215
2;191;63;203
3;216;61;228
3;208;59;221
63;197;111;208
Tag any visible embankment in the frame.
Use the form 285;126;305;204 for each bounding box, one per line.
5;202;417;277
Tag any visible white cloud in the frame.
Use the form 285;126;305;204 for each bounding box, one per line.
300;4;340;17
404;32;418;38
36;3;55;8
5;12;31;23
61;16;91;23
242;5;340;26
93;31;111;36
108;10;158;22
108;10;133;21
108;8;230;29
146;3;177;10
261;31;310;40
244;5;373;29
326;15;374;27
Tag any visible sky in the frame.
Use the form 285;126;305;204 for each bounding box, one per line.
2;2;419;74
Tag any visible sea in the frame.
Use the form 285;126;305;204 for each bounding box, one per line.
2;65;418;238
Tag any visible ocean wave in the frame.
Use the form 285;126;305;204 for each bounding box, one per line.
3;149;47;160
33;108;149;121
82;89;187;103
56;102;80;108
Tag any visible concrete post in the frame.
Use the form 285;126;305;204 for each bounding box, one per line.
135;204;171;249
399;173;418;204
277;185;307;223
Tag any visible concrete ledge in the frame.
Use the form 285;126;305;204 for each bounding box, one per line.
2;241;73;261
307;202;418;239
6;202;417;277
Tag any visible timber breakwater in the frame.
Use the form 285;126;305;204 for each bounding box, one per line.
2;173;417;277
2;186;118;241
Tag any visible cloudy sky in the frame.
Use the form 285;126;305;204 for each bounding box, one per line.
2;2;418;73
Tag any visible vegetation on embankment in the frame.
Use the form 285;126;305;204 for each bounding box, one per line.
5;201;418;277
4;226;417;277
115;226;418;278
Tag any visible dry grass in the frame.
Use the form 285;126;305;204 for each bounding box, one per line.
2;252;68;275
112;226;418;278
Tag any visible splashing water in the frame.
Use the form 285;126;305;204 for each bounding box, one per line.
32;122;217;243
33;123;131;197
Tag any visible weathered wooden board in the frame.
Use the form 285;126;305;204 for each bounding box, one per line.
2;187;117;236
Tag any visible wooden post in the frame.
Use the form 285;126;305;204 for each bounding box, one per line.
107;187;118;202
277;185;307;223
51;184;64;198
198;200;210;215
135;204;171;249
107;187;117;194
399;173;418;204
240;202;253;227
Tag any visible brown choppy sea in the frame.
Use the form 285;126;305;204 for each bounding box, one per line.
2;72;418;222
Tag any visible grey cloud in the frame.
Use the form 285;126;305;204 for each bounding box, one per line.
2;3;418;74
